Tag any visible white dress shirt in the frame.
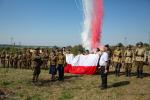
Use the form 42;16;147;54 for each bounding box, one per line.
99;52;108;66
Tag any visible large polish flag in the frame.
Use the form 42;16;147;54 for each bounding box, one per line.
64;54;99;75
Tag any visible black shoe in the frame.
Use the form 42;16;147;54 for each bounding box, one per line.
101;87;107;90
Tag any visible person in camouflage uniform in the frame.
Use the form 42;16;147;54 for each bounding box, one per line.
9;52;14;68
147;51;150;66
13;52;18;68
57;49;66;81
32;48;43;82
5;51;10;68
43;49;49;70
49;50;57;81
21;51;27;69
124;45;134;77
113;44;123;77
0;50;6;68
135;42;146;78
18;51;23;69
26;50;32;69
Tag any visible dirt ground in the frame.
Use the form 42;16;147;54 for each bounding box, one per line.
0;65;150;100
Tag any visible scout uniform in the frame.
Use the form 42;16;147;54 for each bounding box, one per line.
135;42;146;78
57;50;66;81
124;45;134;77
49;51;57;81
113;45;123;76
1;51;6;68
32;48;43;82
26;51;32;69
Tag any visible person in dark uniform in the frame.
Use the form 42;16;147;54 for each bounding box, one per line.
57;49;66;81
32;48;43;82
49;50;57;81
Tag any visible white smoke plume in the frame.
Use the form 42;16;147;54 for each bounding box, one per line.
81;0;94;50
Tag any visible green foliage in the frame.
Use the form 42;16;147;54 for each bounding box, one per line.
71;44;85;55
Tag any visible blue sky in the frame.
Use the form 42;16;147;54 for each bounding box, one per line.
0;0;150;46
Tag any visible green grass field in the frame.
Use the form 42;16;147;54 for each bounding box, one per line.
0;66;150;100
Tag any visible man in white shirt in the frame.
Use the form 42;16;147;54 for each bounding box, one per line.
98;46;108;89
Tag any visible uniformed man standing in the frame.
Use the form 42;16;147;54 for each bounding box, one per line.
1;50;6;68
43;50;49;70
124;45;134;77
148;51;150;66
32;48;43;82
49;50;57;81
5;51;10;68
22;51;27;69
135;42;146;78
26;50;32;69
9;52;14;68
13;52;18;68
18;51;22;69
57;49;66;81
113;45;123;77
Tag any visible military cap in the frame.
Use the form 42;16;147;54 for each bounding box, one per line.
105;44;109;48
35;48;40;50
127;45;131;48
138;42;143;45
116;44;121;47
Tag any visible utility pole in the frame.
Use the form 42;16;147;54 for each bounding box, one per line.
10;37;13;45
124;37;127;46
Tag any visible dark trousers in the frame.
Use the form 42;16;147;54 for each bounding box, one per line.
57;64;64;81
114;62;122;76
136;61;144;78
125;63;132;77
100;66;107;88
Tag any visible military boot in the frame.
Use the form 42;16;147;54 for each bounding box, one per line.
136;70;140;78
139;70;143;78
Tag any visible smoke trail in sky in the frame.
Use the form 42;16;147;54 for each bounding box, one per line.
81;0;103;50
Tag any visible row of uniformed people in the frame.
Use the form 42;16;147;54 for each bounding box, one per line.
0;49;54;69
0;50;32;69
111;42;147;78
32;48;66;82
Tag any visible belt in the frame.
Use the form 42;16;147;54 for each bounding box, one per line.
136;55;144;57
126;56;132;57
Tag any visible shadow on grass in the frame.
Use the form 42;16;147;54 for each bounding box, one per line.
110;81;130;88
95;71;125;76
130;72;150;78
33;75;81;87
64;75;82;79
